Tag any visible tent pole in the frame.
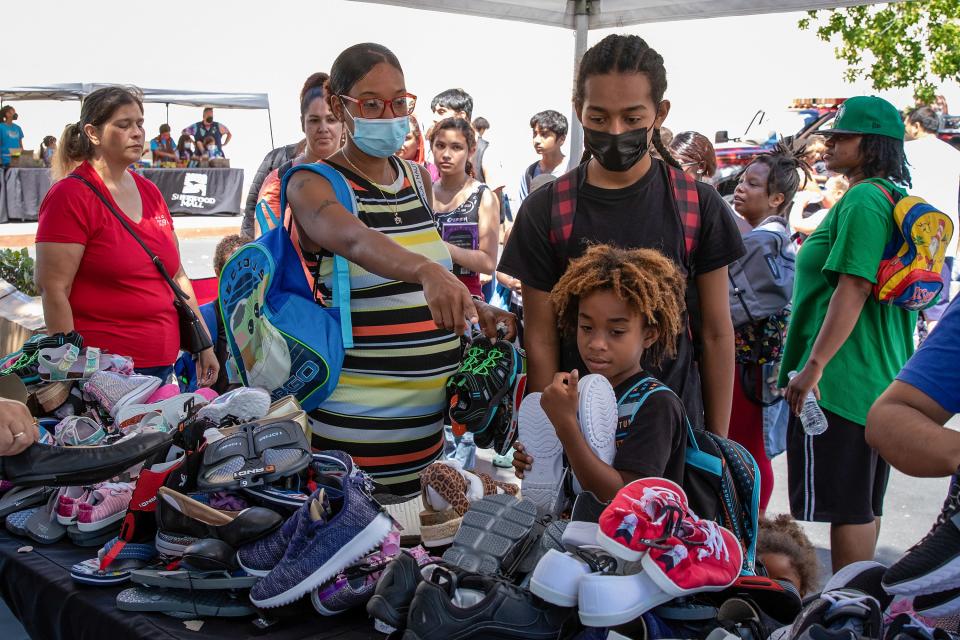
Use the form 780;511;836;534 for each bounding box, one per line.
267;106;275;149
165;102;169;124
569;0;589;164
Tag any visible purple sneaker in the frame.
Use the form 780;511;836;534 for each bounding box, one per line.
248;473;393;608
237;451;357;576
310;534;399;616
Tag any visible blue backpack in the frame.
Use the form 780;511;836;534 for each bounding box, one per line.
617;376;760;575
219;163;355;412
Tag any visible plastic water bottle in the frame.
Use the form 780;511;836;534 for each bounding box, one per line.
788;371;828;435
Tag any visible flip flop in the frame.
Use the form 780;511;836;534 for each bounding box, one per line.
116;586;257;617
130;570;258;591
0;486;51;518
25;490;68;544
70;557;136;585
6;506;41;536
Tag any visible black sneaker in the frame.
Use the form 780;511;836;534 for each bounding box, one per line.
788;588;883;640
365;547;439;634
913;586;960;619
883;468;960;596
446;336;525;456
401;565;576;640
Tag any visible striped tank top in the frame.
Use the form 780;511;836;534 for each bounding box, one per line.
307;157;461;498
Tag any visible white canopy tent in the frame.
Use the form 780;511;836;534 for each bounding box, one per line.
348;0;894;158
0;84;274;146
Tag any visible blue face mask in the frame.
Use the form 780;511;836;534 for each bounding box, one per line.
348;113;409;158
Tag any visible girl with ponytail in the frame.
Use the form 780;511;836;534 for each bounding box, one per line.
500;33;745;439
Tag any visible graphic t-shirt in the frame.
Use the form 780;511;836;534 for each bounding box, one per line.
0;123;24;164
498;159;745;427
777;180;917;425
898;296;960;413
613;371;688;484
434;183;489;296
35;161;181;367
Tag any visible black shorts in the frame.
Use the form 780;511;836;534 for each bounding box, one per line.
787;407;890;525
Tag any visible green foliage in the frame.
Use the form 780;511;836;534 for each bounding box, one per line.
799;1;960;104
0;248;38;296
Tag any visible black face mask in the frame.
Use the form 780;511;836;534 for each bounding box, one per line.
583;126;649;172
204;116;213;124
11;113;17;121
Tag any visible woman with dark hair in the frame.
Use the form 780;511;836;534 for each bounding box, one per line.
282;43;513;497
669;131;717;181
779;96;915;571
429;117;499;296
254;72;344;237
728;145;810;514
500;34;744;437
176;133;198;166
36;86;218;383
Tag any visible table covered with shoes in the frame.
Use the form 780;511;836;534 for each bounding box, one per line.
1;330;959;640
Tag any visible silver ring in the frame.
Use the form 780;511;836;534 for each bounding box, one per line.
12;432;25;439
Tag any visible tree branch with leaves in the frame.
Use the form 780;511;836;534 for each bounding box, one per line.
799;1;960;105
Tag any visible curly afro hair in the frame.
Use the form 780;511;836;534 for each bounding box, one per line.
549;244;686;367
757;514;819;596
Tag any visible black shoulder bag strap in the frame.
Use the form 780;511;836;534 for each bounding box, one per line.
67;174;212;353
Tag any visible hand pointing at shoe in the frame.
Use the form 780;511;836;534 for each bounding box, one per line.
0;399;39;456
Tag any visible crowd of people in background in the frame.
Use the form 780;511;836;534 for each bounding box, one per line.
7;36;960;613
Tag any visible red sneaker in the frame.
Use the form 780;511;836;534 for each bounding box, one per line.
596;477;688;561
642;517;742;597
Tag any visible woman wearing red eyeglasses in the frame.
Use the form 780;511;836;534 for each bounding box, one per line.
281;42;515;498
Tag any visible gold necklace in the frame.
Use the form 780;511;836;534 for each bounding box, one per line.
339;150;403;225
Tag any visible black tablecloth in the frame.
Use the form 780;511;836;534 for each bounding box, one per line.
0;530;381;640
0;168;243;222
2;168;50;223
140;168;243;216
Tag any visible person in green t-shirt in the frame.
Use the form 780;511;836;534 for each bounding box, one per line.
778;96;915;573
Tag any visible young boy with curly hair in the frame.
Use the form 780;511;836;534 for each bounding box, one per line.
513;244;689;502
757;514;819;596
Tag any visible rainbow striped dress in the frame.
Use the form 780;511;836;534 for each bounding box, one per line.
307;157;461;497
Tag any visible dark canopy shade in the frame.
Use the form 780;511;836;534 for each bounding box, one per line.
0;84;269;110
347;0;895;159
0;84;274;146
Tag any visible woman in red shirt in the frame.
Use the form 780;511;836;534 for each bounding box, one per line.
35;86;218;384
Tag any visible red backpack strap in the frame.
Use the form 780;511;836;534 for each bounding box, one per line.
866;178;899;206
666;165;700;262
548;166;582;264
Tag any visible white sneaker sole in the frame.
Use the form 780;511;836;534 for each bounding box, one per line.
573;375;618;493
76;508;127;532
517;393;564;518
236;555;272;578
529;549;592;606
250;512;393;609
199;388;271;425
578;570;671;628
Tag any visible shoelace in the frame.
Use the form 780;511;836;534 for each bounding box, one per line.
472;348;506;377
92;481;134;498
623;487;687;548
686;519;731;563
460;345;487;372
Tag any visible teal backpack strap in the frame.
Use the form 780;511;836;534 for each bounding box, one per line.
278;162;357;349
255;199;280;236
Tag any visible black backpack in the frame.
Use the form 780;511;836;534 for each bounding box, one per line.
617;377;760;575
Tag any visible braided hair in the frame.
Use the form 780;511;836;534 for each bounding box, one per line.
744;142;813;215
550;244;686;367
574;34;680;169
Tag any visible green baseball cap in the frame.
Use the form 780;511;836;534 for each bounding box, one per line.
825;96;904;140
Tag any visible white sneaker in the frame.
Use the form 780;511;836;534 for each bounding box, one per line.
572;374;618;494
197;387;271;425
517;392;565;518
530;548;593;606
115;392;210;431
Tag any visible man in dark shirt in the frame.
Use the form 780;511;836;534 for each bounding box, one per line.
499;157;744;431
